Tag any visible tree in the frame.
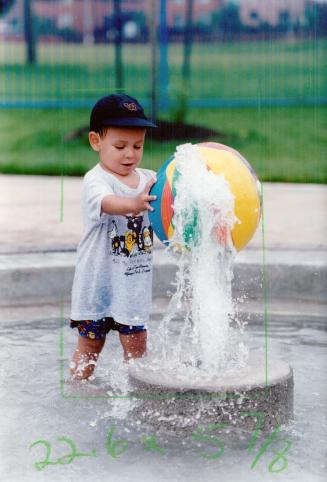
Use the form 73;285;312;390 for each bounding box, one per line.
24;0;36;64
305;1;327;36
0;0;15;16
149;0;158;123
173;0;194;124
212;2;242;40
182;0;193;84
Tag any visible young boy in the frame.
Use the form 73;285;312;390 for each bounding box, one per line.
70;93;157;380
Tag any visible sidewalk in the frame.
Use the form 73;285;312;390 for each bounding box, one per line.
0;174;326;307
0;174;326;252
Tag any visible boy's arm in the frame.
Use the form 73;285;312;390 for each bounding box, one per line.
101;179;156;216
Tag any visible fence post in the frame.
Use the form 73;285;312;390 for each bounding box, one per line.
83;0;94;45
149;0;158;123
159;0;169;110
182;0;194;86
24;0;36;65
113;0;123;91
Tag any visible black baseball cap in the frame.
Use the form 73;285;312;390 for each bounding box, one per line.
90;94;157;131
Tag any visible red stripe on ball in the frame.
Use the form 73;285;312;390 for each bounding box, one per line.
161;181;174;237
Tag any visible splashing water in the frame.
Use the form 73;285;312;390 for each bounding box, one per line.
149;143;249;380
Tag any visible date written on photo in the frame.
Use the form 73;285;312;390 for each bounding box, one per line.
29;412;292;473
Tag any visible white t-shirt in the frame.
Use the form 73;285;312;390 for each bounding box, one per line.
70;163;156;325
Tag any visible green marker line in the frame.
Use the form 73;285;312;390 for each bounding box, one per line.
60;135;64;223
260;164;269;392
257;86;269;394
59;297;65;358
60;360;66;398
59;303;270;400
58;102;271;399
59;296;66;397
60;174;64;223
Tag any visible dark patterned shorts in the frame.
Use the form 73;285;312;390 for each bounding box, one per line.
70;316;146;340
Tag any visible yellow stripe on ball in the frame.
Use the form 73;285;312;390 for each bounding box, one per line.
196;146;261;251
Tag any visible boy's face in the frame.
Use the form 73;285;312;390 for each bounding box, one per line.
89;127;146;176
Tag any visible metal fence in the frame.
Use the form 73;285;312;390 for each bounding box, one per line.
0;0;326;112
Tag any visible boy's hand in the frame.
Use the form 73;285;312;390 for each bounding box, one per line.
132;178;157;215
212;207;229;247
215;223;229;246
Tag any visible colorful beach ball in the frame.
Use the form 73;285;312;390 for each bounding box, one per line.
149;142;261;251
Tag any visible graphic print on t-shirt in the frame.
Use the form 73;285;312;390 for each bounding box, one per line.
108;215;153;257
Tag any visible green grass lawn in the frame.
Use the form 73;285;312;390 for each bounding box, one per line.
1;39;326;103
0;105;326;183
1;39;325;182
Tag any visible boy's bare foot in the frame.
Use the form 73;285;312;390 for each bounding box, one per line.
70;337;105;380
119;331;147;361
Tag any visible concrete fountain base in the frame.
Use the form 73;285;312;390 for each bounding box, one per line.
129;356;294;433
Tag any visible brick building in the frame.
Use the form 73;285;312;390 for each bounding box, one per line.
0;0;312;40
236;0;308;28
1;0;224;38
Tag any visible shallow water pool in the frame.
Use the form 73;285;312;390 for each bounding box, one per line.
0;309;326;482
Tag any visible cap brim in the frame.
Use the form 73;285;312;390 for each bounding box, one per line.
101;118;158;128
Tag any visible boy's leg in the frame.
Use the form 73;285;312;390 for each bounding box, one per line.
119;331;147;361
70;336;105;380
